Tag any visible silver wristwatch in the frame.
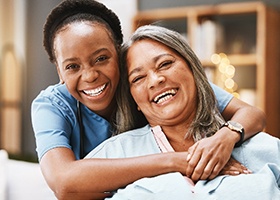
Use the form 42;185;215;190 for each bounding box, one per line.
222;121;244;147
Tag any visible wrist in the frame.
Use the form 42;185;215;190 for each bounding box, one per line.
221;121;244;147
166;152;188;175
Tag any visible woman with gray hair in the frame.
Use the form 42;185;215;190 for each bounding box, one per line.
87;25;280;199
117;25;260;181
119;24;224;141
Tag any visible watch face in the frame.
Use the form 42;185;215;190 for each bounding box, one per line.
228;121;243;131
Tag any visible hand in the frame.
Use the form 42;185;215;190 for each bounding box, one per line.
185;129;236;182
220;157;252;175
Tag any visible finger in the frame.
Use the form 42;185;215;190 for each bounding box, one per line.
224;163;242;171
240;165;253;174
199;158;219;180
186;142;198;162
186;150;201;178
186;152;191;161
190;154;211;181
207;159;226;180
220;169;241;176
228;163;252;174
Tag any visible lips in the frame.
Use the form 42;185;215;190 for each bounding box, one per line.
153;89;177;104
83;83;107;97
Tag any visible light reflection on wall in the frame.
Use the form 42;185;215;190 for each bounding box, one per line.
0;0;25;155
211;53;240;98
0;47;22;154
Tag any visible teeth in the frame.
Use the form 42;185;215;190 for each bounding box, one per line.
153;89;177;103
83;84;106;96
157;95;173;104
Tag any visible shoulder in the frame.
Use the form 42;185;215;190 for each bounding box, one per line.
108;125;153;142
85;125;160;158
210;82;233;112
232;132;280;172
32;84;76;112
115;124;152;137
33;84;75;104
31;84;78;125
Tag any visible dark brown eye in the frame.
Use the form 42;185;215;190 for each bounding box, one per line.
159;60;173;69
96;55;108;63
131;75;144;84
66;63;79;70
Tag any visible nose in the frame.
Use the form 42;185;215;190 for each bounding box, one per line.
81;68;99;82
148;72;165;89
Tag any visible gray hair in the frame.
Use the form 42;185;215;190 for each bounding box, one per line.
116;25;224;140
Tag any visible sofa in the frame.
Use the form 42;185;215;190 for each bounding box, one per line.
0;149;56;200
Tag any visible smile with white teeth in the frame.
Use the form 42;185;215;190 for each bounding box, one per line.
83;84;106;97
153;89;177;104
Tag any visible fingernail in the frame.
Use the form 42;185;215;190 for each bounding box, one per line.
186;154;191;161
234;171;240;175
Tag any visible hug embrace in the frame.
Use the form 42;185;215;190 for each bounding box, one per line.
31;0;278;199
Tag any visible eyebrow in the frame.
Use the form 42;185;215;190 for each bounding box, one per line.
62;48;109;65
128;53;172;78
128;67;143;78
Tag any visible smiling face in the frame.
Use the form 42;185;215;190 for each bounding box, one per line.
53;21;119;118
127;39;197;127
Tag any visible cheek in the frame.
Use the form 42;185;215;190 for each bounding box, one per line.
64;80;76;94
108;66;120;90
130;86;144;105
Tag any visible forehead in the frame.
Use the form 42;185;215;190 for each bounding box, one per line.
127;39;170;61
126;39;183;67
129;39;167;51
54;22;112;50
53;22;116;61
57;21;111;38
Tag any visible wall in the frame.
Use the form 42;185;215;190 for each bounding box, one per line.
98;0;137;41
0;0;25;155
21;1;60;158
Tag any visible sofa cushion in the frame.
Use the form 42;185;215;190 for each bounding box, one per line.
7;158;56;199
0;150;8;200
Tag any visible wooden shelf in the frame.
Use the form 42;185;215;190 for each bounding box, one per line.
201;54;257;67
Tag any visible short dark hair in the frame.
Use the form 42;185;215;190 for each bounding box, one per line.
43;0;123;63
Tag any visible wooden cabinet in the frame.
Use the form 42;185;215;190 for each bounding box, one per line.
133;2;280;138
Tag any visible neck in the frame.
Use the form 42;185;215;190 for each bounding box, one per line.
160;123;194;152
149;107;197;152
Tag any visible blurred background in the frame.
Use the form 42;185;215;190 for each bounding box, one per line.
0;0;279;161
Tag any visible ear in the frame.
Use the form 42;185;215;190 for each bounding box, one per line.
137;106;141;111
56;65;64;84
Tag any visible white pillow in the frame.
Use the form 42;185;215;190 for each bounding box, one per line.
0;149;8;200
7;159;56;200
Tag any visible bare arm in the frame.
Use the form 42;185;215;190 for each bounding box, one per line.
186;97;266;182
40;147;189;200
221;97;266;141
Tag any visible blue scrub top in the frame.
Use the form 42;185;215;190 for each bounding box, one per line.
210;82;233;112
31;84;112;160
